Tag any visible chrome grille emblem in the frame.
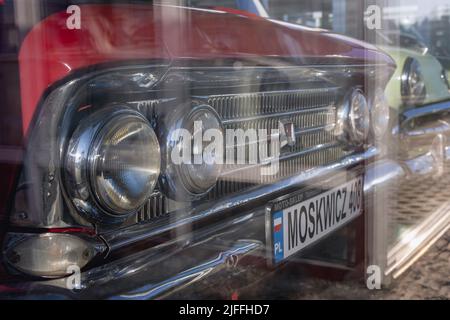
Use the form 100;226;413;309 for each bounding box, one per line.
279;120;296;148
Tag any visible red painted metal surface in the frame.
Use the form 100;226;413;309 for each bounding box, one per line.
19;4;393;135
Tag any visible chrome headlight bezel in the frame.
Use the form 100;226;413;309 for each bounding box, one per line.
401;57;426;105
336;88;371;147
64;106;161;224
160;103;224;201
369;88;391;140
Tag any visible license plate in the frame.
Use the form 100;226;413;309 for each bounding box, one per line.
266;175;364;265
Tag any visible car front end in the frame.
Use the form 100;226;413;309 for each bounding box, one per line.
0;3;446;299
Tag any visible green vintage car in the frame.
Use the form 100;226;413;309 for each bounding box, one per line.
378;31;450;112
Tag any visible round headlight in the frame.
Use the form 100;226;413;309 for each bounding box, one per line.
164;105;223;199
370;88;391;139
336;89;370;146
348;90;370;143
180;107;223;194
91;115;160;215
65;107;160;222
401;57;426;105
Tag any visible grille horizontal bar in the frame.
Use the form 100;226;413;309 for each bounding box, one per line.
207;87;340;120
209;145;346;197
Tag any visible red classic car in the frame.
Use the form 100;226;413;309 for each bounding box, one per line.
0;1;427;299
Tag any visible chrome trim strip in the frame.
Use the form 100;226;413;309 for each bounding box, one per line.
401;99;450;124
173;64;392;70
224;123;336;149
294;123;336;135
203;87;340;99
221;142;341;176
221;106;335;124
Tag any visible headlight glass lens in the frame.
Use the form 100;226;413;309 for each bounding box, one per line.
91;115;160;215
179;107;223;195
370;89;390;139
402;58;426;103
348;89;370;144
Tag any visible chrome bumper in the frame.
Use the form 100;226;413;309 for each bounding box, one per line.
2;142;448;299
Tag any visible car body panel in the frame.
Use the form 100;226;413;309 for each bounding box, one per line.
19;4;394;135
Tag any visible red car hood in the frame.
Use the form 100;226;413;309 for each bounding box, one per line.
19;4;394;134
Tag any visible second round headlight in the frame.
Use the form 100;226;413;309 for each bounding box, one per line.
164;105;224;200
348;90;370;144
336;89;370;146
179;107;223;195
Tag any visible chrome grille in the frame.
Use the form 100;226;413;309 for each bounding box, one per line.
209;88;339;119
208;146;345;198
138;86;348;222
207;87;347;196
137;192;168;222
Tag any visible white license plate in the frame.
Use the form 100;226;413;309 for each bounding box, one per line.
266;175;364;265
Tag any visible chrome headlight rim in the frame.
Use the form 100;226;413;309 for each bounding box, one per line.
336;88;370;147
64;106;161;224
161;103;224;201
401;57;426;105
89;112;161;216
369;88;391;140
